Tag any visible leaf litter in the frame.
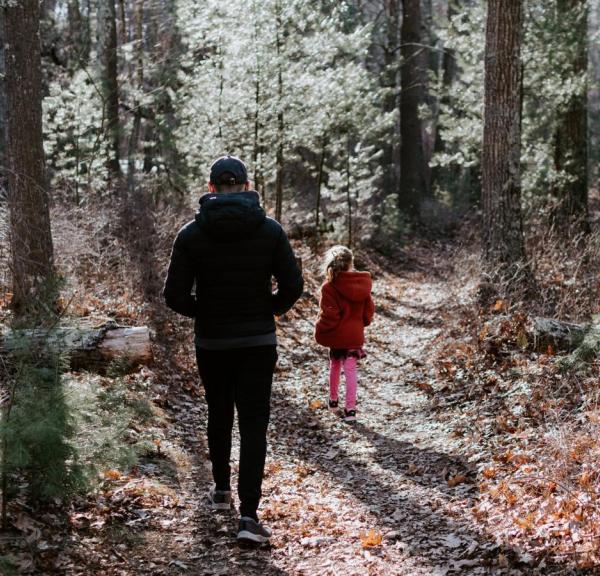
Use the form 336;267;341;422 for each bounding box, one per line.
0;208;592;574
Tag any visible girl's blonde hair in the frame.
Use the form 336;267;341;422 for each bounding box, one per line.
323;245;353;282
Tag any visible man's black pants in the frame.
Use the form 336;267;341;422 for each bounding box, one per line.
195;345;277;520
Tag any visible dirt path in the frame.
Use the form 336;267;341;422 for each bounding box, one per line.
84;253;571;575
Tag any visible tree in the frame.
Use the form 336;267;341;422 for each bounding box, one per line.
175;0;388;241
551;0;588;232
0;12;6;192
3;0;54;317
399;0;428;217
481;0;527;285
97;0;121;185
67;0;91;67
382;0;400;198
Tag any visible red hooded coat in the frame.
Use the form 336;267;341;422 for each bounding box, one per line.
315;271;374;349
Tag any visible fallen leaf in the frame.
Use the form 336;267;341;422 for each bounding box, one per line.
447;474;468;487
104;469;122;480
360;529;382;548
482;467;497;479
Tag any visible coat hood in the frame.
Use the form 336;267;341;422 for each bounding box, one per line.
332;271;372;301
195;190;266;241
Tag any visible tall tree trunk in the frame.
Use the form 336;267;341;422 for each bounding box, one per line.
432;0;457;169
126;0;145;197
481;0;527;285
68;0;90;66
4;0;55;318
382;0;400;196
252;0;263;201
150;0;186;201
0;12;6;193
275;0;284;222
315;137;326;237
97;0;121;188
399;0;429;217
552;0;589;233
420;0;436;180
346;135;353;247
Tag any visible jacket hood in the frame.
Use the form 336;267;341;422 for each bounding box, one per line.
332;271;372;301
195;190;266;241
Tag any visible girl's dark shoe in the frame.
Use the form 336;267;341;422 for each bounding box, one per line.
328;399;339;411
343;409;356;423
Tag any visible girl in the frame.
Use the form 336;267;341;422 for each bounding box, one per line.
315;246;374;422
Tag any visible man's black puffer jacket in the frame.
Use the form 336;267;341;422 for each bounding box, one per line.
163;191;304;340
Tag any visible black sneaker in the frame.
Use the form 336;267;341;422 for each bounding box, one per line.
237;516;272;544
343;409;356;423
207;489;233;511
328;399;339;411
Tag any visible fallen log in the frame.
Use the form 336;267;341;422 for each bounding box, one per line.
532;317;586;352
1;321;153;372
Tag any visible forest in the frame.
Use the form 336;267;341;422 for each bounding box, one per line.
1;0;600;574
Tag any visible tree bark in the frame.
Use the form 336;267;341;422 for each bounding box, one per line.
97;0;121;187
551;0;589;233
0;12;6;193
126;0;145;197
431;0;459;193
382;0;400;197
252;0;263;201
4;0;55;318
399;0;429;217
481;0;528;285
315;137;326;237
275;0;284;223
346;135;353;247
67;0;90;66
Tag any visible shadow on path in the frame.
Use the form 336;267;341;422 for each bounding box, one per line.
268;386;571;574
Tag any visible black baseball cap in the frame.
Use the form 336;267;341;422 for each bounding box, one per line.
209;155;248;185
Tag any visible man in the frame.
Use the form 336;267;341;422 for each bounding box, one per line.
163;155;303;544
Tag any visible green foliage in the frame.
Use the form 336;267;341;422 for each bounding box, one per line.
43;69;110;201
432;3;485;175
175;0;393;240
1;343;138;506
432;1;589;210
65;374;137;478
0;556;17;576
1;350;86;502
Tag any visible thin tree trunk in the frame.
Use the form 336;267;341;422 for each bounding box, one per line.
275;0;284;222
420;0;436;181
0;12;6;194
315;137;326;236
127;0;145;196
68;0;90;66
481;0;528;286
252;0;263;201
432;0;458;191
150;0;186;201
552;0;589;233
382;0;400;196
399;0;429;217
97;0;121;188
4;0;55;318
346;135;353;247
118;0;128;45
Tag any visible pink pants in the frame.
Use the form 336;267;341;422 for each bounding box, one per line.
329;356;358;411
